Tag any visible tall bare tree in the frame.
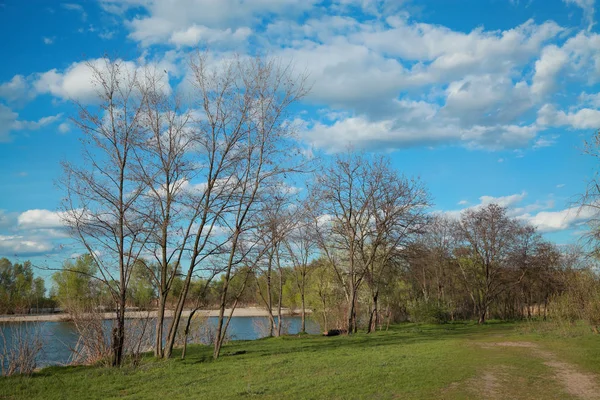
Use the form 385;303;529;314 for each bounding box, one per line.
208;54;309;357
61;59;152;366
133;67;194;358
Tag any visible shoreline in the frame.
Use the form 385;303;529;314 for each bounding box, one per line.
0;307;305;323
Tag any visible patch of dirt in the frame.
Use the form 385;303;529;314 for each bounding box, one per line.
481;341;600;400
493;341;538;348
544;361;600;400
481;370;502;399
441;367;511;400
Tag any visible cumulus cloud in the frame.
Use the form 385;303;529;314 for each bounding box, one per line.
169;25;251;47
0;235;54;256
445;191;594;233
519;204;597;232
103;0;316;47
0;209;72;256
537;103;600;130
0;75;35;104
532;32;600;100
17;209;68;230
0;104;61;142
302;111;539;152
5;1;596;153
33;58;172;104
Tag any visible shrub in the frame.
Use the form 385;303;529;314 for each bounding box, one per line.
408;301;451;324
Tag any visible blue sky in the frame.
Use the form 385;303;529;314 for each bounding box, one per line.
1;0;599;273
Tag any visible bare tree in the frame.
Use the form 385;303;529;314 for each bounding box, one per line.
143;53;309;359
363;164;430;333
132;66;194;358
60;59;152;366
455;204;521;324
312;153;430;333
284;200;319;333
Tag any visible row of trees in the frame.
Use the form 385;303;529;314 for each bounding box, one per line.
0;259;48;314
51;52;600;368
59;53;309;365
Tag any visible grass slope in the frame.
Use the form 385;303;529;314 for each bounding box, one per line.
1;322;599;399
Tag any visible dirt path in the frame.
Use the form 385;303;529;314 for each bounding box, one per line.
489;341;600;400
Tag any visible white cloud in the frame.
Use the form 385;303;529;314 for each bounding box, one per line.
0;104;61;142
302;112;539;152
533;135;558;148
43;37;54;45
0;75;34;104
0;235;54;256
33;58;172;104
532;32;600;99
107;0;317;47
563;0;595;31
579;92;600;108
18;209;68;230
537;103;600;130
519;204;597;232
58;122;70;134
479;192;528;208
169;25;251;47
61;3;87;21
531;45;569;98
446;190;592;233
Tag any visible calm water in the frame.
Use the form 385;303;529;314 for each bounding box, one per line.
0;316;319;367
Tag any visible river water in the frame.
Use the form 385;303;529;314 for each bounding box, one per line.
0;316;319;367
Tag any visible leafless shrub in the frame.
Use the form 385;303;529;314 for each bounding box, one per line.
252;318;271;339
0;322;44;376
124;311;154;366
67;307;112;366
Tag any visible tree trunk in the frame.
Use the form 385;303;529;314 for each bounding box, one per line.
367;293;378;334
112;291;126;366
300;289;306;333
266;261;275;337
181;309;197;360
154;292;166;358
276;268;283;337
346;286;356;334
478;310;486;324
164;269;193;358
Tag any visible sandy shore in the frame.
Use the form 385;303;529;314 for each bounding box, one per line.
0;307;305;323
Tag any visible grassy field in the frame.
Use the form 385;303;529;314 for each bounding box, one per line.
1;321;599;399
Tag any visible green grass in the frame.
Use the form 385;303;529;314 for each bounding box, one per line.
1;321;599;399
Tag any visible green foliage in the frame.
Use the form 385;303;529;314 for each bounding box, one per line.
549;267;600;332
0;258;47;313
128;261;155;309
408;301;451;324
51;254;101;310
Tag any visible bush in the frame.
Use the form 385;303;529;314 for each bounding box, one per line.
549;268;600;333
408;301;451;324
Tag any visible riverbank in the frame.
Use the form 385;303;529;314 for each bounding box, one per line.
0;307;305;323
1;322;599;399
